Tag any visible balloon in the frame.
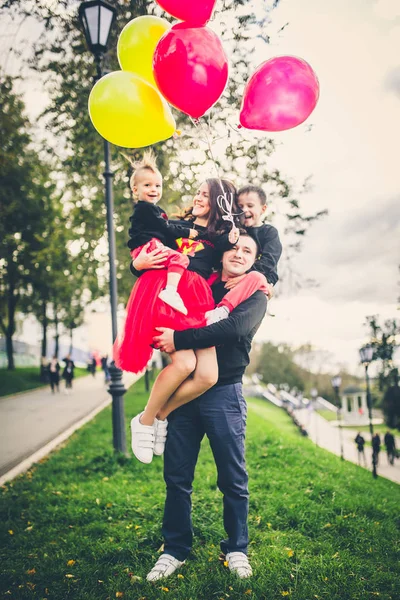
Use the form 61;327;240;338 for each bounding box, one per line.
155;0;216;25
239;56;320;132
153;23;228;119
88;71;176;148
117;16;170;88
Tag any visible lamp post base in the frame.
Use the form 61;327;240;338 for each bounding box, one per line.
108;362;127;455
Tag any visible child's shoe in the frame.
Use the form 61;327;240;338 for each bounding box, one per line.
130;413;155;463
205;305;229;325
159;288;188;315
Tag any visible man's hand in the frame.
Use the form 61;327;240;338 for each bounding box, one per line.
224;274;246;290
153;327;176;353
132;246;169;271
265;281;274;299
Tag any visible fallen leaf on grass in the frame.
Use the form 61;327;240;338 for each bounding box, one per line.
287;550;294;558
177;574;184;579
26;582;35;590
25;526;33;532
281;592;290;597
223;561;229;567
8;530;14;535
116;593;124;598
67;560;76;566
26;569;36;575
331;552;339;559
161;587;169;592
96;498;100;505
65;574;75;578
244;591;252;596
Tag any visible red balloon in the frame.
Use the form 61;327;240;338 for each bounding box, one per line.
239;56;320;132
155;0;216;25
153;23;228;119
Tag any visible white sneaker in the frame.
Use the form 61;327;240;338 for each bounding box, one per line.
225;552;253;578
158;288;188;315
205;305;229;325
154;418;168;456
146;553;185;582
130;413;155;464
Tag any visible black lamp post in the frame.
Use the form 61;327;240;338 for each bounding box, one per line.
331;375;344;461
359;344;377;478
79;0;127;454
310;387;319;446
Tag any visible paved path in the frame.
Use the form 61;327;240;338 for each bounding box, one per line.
292;407;400;485
0;372;138;478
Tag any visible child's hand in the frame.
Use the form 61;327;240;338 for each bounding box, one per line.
228;225;240;245
189;229;198;239
266;281;274;299
224;274;246;290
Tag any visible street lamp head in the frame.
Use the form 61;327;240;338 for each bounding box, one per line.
310;388;318;400
331;375;342;391
359;344;374;365
78;0;117;58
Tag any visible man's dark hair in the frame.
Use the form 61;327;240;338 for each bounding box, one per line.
238;185;267;206
237;228;262;256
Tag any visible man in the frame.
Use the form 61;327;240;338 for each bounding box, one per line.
384;430;396;465
148;232;268;582
354;432;367;466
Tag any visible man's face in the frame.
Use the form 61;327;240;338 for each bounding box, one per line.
222;234;258;278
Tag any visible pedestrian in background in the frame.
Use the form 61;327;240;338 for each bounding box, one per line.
384;430;396;465
372;433;381;467
354;432;367;466
101;355;110;383
48;356;60;394
62;354;75;394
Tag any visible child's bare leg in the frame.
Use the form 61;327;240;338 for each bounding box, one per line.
166;271;181;289
140;349;196;425
158;347;218;420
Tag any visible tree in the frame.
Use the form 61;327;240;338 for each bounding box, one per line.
0;75;53;369
250;342;305;391
366;315;400;427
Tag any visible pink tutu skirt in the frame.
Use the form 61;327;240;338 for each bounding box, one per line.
113;270;215;373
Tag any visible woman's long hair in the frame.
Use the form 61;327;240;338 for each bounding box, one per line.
180;178;244;237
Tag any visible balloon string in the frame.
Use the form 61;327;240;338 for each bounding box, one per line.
189;116;243;227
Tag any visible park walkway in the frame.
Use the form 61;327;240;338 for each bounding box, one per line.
0;371;138;481
292;407;400;485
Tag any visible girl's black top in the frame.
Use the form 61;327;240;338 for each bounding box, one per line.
127;202;192;251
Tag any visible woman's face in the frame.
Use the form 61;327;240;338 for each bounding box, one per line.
192;182;211;219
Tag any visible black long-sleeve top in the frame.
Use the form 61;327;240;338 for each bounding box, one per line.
127;202;192;251
248;224;282;286
130;221;233;280
174;281;267;385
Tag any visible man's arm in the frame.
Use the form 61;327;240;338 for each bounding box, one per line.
174;291;267;350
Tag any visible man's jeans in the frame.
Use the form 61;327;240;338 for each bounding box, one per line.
162;382;248;561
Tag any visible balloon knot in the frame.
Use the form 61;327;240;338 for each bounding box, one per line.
237;124;242;129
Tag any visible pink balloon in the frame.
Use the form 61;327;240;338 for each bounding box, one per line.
155;0;216;25
239;56;320;132
153;23;228;119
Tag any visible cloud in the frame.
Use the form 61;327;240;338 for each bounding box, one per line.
385;66;400;97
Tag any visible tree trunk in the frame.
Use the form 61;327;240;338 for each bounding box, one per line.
54;311;59;358
40;301;48;381
6;332;15;370
69;328;73;355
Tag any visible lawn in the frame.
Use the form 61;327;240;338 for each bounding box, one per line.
316;409;337;422
0;366;88;398
0;377;398;600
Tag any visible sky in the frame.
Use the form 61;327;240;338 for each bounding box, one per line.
1;0;399;376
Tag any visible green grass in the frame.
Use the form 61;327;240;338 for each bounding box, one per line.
0;379;399;600
316;409;338;422
0;367;88;398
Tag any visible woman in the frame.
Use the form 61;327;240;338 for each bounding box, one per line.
48;356;60;394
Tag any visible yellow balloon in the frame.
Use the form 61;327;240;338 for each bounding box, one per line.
117;16;170;88
88;71;176;148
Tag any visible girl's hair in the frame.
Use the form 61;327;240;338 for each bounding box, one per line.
238;185;267;206
180;178;244;237
127;150;160;191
